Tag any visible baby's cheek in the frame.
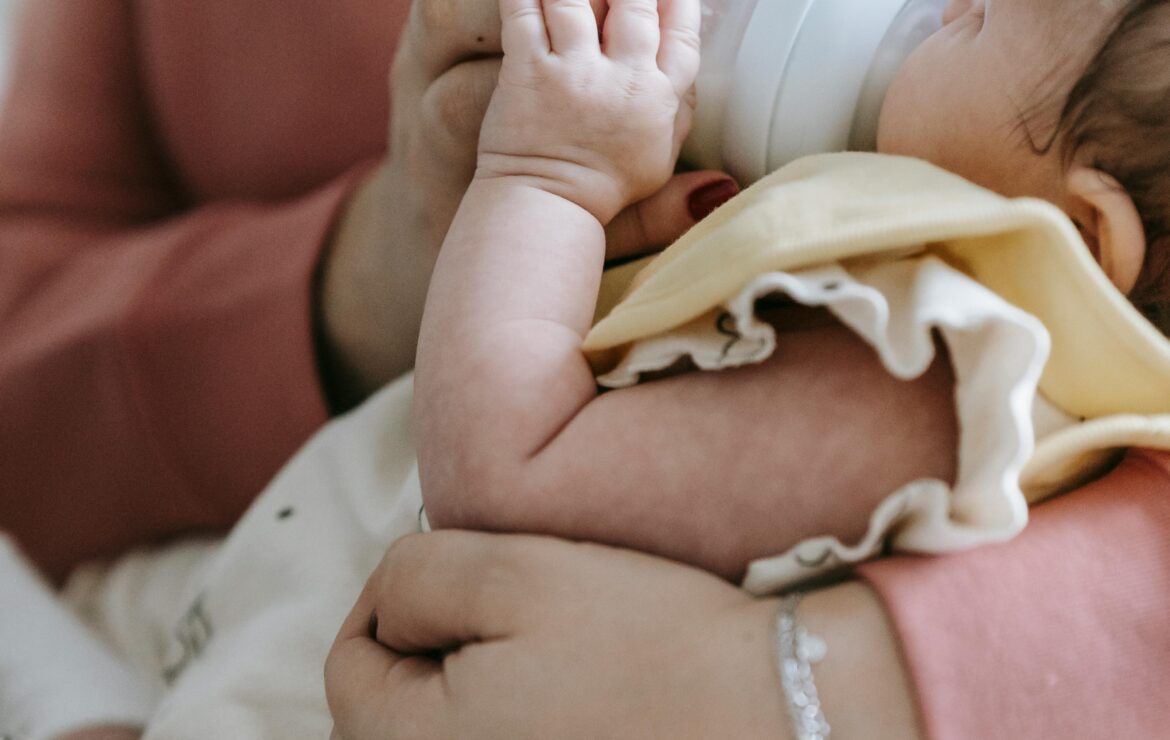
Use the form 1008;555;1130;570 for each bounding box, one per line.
873;38;951;158
873;83;916;156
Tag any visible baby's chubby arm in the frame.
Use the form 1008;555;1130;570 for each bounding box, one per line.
415;0;958;580
416;0;701;542
421;313;958;580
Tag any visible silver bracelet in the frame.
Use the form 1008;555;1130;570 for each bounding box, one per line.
776;594;831;740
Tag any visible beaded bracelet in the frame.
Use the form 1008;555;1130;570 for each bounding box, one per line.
776;594;831;740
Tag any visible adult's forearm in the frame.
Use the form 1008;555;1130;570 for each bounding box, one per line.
316;165;442;410
799;581;923;739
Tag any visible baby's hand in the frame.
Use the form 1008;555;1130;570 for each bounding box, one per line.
476;0;700;223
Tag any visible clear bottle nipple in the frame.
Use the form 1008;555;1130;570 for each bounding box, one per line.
849;0;947;152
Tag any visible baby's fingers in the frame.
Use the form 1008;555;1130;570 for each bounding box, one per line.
500;0;550;60
603;0;661;62
544;0;602;55
657;0;701;94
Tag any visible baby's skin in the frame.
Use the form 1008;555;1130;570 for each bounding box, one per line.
412;0;958;580
415;0;1150;580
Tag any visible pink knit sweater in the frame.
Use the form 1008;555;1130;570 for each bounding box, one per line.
859;448;1170;738
0;0;406;579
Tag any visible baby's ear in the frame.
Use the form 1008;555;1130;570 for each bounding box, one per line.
1066;166;1147;294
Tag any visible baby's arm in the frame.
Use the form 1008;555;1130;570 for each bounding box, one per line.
415;0;957;580
415;0;700;534
421;310;957;580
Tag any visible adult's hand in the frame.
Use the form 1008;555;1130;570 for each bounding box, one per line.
325;531;921;739
315;0;735;409
379;0;725;261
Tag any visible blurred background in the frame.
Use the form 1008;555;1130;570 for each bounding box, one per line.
0;0;17;94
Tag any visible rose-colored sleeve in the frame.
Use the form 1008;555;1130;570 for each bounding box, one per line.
857;448;1170;739
0;2;368;580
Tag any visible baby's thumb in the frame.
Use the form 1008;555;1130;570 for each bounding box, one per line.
604;172;739;262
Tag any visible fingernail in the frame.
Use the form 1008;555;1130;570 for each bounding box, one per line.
688;178;739;221
367;610;379;641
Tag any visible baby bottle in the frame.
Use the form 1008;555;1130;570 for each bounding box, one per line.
682;0;947;184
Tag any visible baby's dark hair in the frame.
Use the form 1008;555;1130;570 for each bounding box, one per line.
1047;0;1170;334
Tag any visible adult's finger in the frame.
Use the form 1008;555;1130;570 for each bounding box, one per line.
327;531;576;737
326;551;461;740
325;630;454;740
405;0;506;78
363;531;558;654
404;0;607;76
418;56;501;157
605;170;739;260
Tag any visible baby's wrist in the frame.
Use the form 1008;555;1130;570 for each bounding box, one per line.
472;156;625;226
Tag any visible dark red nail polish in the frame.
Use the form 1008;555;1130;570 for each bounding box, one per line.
688;178;740;221
367;610;379;641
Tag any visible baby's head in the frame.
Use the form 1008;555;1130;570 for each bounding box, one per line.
877;0;1170;332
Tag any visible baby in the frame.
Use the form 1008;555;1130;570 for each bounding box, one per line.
414;0;1170;579
8;0;1170;736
